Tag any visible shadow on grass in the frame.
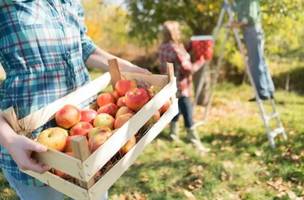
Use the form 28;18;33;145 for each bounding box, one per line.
201;127;304;187
111;154;220;199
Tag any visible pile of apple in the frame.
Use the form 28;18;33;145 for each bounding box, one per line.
36;79;170;178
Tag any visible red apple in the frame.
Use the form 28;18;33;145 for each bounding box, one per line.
65;135;80;152
147;85;161;98
37;127;68;151
111;91;119;101
120;136;136;154
54;169;65;178
88;127;112;139
117;96;126;107
145;111;161;126
159;100;171;115
80;109;97;123
97;93;116;107
55;105;81;129
114;113;134;129
93;113;115;130
115;80;137;96
70;122;93;137
115;106;134;118
97;103;118;117
125;88;150;111
88;128;113;152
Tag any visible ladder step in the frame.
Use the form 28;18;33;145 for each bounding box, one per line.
269;127;285;139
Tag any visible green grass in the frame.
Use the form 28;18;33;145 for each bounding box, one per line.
1;66;304;200
108;83;304;200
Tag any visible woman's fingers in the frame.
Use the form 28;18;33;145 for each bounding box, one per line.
23;136;48;153
18;157;50;174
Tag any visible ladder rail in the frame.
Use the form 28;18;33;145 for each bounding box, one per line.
196;0;287;148
224;0;287;147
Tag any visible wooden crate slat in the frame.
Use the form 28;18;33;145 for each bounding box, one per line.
108;59;122;87
122;72;169;88
24;171;90;200
82;79;177;181
89;99;179;199
34;149;84;180
72;136;95;188
2;73;111;136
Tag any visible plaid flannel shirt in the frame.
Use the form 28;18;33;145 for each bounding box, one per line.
0;0;96;185
159;42;195;97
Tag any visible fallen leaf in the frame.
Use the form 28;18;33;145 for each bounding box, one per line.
183;189;196;200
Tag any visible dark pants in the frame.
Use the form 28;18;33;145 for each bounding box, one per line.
172;96;193;128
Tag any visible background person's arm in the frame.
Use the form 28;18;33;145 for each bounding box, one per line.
0;115;49;173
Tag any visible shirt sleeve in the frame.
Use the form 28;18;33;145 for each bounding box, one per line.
248;1;259;25
76;2;97;62
236;0;259;26
173;45;192;73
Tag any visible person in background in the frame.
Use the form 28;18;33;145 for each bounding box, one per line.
0;1;148;200
232;0;275;101
158;21;210;153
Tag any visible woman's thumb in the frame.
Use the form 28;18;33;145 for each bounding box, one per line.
25;138;48;152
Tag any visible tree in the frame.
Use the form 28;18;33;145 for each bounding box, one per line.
127;0;221;46
127;0;304;105
83;0;131;50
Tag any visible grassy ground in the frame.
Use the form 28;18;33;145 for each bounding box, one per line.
1;66;303;200
109;83;304;200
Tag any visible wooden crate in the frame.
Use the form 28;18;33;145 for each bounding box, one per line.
4;60;178;200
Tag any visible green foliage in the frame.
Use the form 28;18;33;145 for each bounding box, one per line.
83;0;132;50
127;0;221;45
127;0;304;60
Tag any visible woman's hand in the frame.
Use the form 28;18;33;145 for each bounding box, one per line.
7;134;50;173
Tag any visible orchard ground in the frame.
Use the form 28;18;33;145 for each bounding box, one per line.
0;61;303;200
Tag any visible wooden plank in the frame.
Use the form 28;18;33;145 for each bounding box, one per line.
2;73;111;134
122;72;169;88
82;79;177;181
34;149;84;180
166;63;177;102
89;99;179;200
72;136;95;188
166;63;175;82
23;171;90;200
108;59;122;88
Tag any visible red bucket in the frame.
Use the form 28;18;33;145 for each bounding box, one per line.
191;35;214;61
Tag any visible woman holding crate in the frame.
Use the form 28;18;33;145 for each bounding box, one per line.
0;1;148;200
158;21;210;153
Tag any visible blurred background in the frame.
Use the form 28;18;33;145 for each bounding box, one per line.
0;0;303;199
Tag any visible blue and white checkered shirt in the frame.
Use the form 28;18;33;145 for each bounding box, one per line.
0;0;96;185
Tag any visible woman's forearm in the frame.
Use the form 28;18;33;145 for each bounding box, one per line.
192;58;206;73
85;47;150;74
0;115;18;150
